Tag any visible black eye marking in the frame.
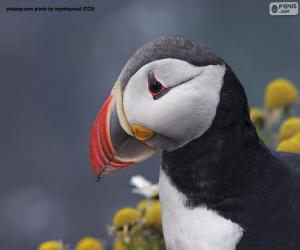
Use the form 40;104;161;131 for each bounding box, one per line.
147;72;169;99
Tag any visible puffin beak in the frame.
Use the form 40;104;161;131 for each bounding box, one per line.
89;82;155;181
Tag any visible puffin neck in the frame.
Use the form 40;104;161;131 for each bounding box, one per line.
161;118;266;206
161;66;269;208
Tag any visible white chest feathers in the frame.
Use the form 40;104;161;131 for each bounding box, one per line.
159;171;244;250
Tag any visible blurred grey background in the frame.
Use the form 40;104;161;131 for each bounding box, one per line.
0;0;299;249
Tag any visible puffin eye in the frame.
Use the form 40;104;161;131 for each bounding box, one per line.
148;72;167;98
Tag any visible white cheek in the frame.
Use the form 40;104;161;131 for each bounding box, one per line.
157;81;221;141
123;60;225;149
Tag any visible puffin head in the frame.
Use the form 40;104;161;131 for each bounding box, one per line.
89;36;251;180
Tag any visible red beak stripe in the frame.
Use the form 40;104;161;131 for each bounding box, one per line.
89;95;133;180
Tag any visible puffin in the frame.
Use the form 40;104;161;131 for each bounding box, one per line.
89;36;300;250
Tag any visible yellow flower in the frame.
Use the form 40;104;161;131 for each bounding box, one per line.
136;199;152;212
265;78;299;110
144;201;162;229
38;241;63;250
250;108;264;123
278;117;300;141
277;137;300;154
113;208;141;228
113;240;127;250
75;237;104;250
292;132;300;142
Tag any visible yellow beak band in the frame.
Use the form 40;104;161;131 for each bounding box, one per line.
131;124;154;141
113;81;154;141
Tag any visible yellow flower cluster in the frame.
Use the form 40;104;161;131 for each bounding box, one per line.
278;117;300;141
37;198;163;250
277;117;300;153
75;237;104;250
277;136;300;153
38;241;63;250
143;200;162;229
112;200;162;232
113;208;142;228
38;237;104;250
250;77;299;149
111;199;163;250
264;78;299;110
